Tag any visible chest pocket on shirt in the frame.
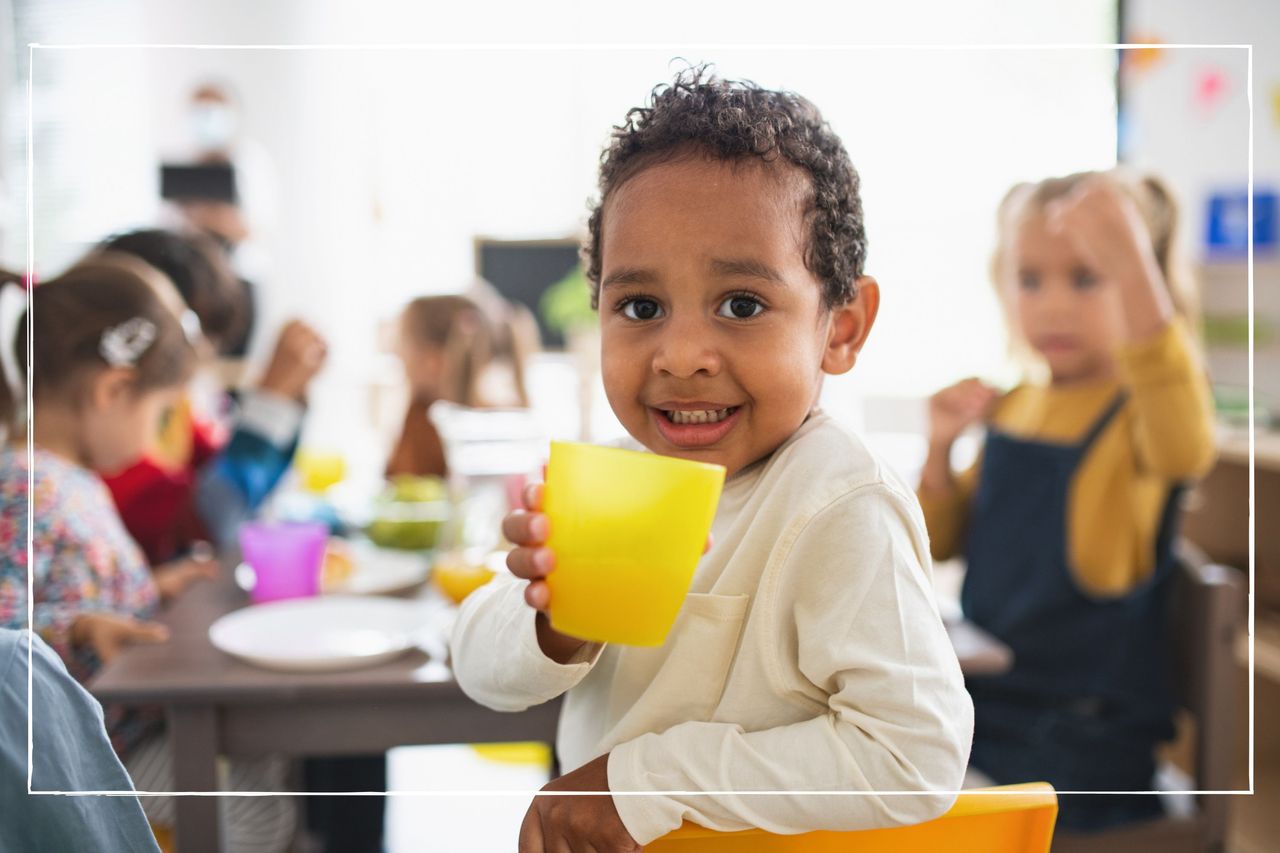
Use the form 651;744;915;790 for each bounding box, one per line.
603;592;750;740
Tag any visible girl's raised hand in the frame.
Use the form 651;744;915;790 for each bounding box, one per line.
257;320;328;402
928;378;1000;448
1046;178;1155;279
71;612;170;664
1046;178;1174;341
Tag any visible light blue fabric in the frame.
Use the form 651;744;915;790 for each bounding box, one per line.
0;628;160;852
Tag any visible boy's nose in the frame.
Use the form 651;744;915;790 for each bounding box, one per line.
651;320;721;378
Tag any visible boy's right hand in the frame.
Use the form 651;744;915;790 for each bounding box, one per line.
502;483;590;664
71;612;170;664
928;378;1000;447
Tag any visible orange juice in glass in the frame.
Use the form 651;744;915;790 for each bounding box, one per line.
433;549;498;605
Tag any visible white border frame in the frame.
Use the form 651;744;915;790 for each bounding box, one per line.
22;42;1254;802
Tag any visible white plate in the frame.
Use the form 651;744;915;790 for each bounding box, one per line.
325;540;431;596
209;596;426;672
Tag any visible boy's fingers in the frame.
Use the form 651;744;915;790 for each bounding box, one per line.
503;511;550;546
507;547;555;580
518;808;545;853
522;483;544;512
502;511;531;545
523;581;550;612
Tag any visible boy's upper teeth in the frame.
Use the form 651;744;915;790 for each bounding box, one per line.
668;408;732;425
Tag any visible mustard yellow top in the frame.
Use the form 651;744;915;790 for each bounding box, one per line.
919;321;1217;597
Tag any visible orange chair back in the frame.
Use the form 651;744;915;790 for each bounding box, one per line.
646;782;1057;853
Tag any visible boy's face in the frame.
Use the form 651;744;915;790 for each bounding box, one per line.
598;155;875;477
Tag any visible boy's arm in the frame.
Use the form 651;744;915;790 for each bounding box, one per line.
1117;320;1216;480
606;487;972;845
450;571;602;712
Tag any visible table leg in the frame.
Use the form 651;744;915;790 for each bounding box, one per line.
168;705;220;853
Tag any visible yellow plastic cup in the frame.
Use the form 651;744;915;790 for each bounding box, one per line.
543;441;726;646
295;449;347;493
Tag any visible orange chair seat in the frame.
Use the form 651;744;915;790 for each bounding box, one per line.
646;782;1057;853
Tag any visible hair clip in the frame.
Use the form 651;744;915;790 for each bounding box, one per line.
100;317;157;367
180;309;203;346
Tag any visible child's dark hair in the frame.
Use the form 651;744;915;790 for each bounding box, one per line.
0;261;197;429
584;65;867;310
98;228;247;352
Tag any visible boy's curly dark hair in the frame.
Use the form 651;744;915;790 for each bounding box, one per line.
584;65;867;310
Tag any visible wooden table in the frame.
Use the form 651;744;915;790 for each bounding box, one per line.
89;579;561;853
90;569;1010;853
946;618;1014;676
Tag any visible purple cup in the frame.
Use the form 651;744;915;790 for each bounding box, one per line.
238;521;328;604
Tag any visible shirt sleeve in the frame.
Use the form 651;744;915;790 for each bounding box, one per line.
916;457;980;562
1117;320;1216;480
27;537;117;682
449;571;602;712
235;389;304;451
194;390;303;540
1;630;161;852
607;486;973;845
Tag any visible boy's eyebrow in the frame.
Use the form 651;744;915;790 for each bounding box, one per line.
600;267;657;290
709;257;787;286
600;258;788;290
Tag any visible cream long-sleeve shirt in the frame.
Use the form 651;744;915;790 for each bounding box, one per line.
450;413;973;845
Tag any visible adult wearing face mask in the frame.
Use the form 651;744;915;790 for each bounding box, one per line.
172;81;279;291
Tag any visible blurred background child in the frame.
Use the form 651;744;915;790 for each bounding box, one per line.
97;228;327;561
917;169;1216;833
385;289;537;479
0;262;296;852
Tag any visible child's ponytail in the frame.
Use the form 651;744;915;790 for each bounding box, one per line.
0;271;26;433
440;303;493;407
1133;173;1200;335
493;302;538;409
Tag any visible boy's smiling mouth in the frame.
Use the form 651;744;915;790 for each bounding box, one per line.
649;401;743;448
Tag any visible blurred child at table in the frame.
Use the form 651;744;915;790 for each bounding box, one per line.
451;68;971;851
97;229;327;562
0;263;296;852
385;290;536;478
917;171;1215;832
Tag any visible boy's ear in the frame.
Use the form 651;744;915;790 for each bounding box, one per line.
89;367;136;412
821;276;880;376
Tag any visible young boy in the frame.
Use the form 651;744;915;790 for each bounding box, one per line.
450;68;973;852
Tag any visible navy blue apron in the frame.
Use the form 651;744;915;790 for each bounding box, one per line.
962;392;1184;832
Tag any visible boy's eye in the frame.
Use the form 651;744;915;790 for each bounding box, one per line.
620;297;663;321
717;294;764;319
1017;272;1040;291
1072;269;1098;290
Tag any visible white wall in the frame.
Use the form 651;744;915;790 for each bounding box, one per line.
1121;0;1280;409
3;0;1120;461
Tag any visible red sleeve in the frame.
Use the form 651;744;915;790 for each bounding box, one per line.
190;418;224;469
103;460;204;565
